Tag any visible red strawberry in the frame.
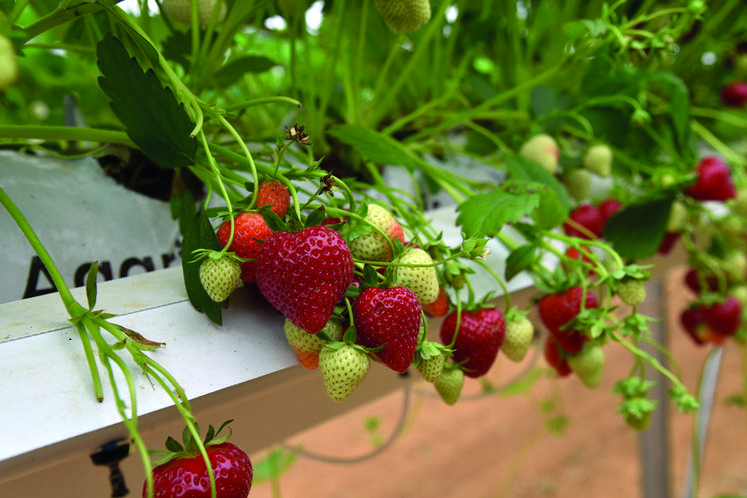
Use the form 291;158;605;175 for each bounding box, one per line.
143;426;252;498
255;225;354;333
538;287;598;354
598;198;622;221
353;286;422;372
217;212;273;282
563;204;605;239
702;296;742;339
685;156;737;202
256;180;290;218
680;305;710;346
423;286;450;317
439;307;506;378
544;335;572;377
721;81;747;108
683;268;718;295
657;231;681;255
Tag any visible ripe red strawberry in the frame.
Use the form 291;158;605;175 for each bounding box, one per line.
256;180;290;218
353;286;422;373
143;425;252;498
538;286;598;354
423;286;450;317
439;307;506;378
684;156;737;202
680;305;711;346
284;318;343;369
684;267;718;294
544;335;572;377
217;212;273;282
657;231;681;255
255;226;354;334
563;203;605;239
721;81;747;107
702;296;742;340
598;198;622;221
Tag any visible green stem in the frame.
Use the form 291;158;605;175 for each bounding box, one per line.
691;120;747;167
224;96;303;113
0;125;136;148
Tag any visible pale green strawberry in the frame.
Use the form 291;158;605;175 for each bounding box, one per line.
162;0;227;26
393;248;439;304
502;316;534;363
374;0;431;34
562;169;591;201
284;318;343;370
733;187;747;218
582;144;613;177
349;204;404;262
434;365;464;405
0;35;19;92
617;278;646;307
568;344;605;389
416;341;445;383
666;200;687;232
199;255;241;303
722;251;747;283
319;343;370;402
520;134;559;174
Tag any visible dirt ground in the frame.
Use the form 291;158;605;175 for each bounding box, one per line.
249;268;747;498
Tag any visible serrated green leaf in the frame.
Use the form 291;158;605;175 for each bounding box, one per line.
96;33;197;168
505;154;570;213
505;243;538;281
181;208;224;325
328;125;414;169
85;261;99;310
456;189;540;238
214;55;277;87
563;19;606;40
602;196;673;260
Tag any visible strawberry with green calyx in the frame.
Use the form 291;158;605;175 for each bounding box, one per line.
721;251;747;283
255;225;354;334
538;286;598;354
439;306;506;378
582;144;613;177
256;180;290;218
197;251;242;303
562;169;591;201
0;35;19;92
353;285;422;373
162;0;227;27
617;277;647;307
349;203;405;262
563;203;605;240
544;335;572;377
502;308;534;363
613;378;658;431
520;134;559;174
702;296;742;340
319;327;371;402
143;421;253;498
374;0;431;34
567;343;605;389
434;362;465;405
216;211;273;282
415;340;450;383
392;247;440;304
684;156;737;202
284;318;343;370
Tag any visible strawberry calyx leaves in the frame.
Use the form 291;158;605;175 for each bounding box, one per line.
149;420;235;467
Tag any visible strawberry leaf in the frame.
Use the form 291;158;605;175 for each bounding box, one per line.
505;243;538;281
85;261;99;310
181;208;224;325
602;196;673;260
328;125;415;170
214;55;277;88
456;189;539;237
96;33;197;168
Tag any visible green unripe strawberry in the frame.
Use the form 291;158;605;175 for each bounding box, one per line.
374;0;431;34
284;318;343;370
617;278;646;307
0;35;19;92
199;254;241;303
162;0;227;27
393;248;439;304
520;134;559;174
416;341;445;383
666;200;688;232
729;284;747;308
625;411;652;431
582;144;613;177
349;203;404;262
722;251;747;283
562;169;592;201
319;343;370;402
434;365;464;405
733;188;747;218
502;316;534;363
567;344;605;389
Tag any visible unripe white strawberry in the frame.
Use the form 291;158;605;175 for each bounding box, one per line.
582;144;613;177
434;365;464;405
393;248;439;304
199;255;241;302
502;316;533;363
162;0;227;27
284;318;343;369
349;204;404;262
319;343;370;402
568;344;605;389
617;278;646;307
0;35;19;92
733;188;747;218
520;134;559;174
666;200;687;232
562;169;591;201
374;0;431;34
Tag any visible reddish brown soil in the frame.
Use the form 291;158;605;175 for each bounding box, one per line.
250;268;747;498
